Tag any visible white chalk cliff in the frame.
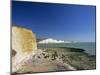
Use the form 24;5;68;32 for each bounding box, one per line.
12;26;37;72
38;38;71;44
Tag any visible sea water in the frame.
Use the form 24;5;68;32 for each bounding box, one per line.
38;42;96;55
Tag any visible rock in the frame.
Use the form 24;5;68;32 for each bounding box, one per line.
12;26;37;72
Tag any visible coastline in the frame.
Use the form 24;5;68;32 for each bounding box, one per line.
38;47;96;70
37;42;96;55
12;47;96;74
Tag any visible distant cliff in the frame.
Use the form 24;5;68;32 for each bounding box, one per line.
38;38;71;44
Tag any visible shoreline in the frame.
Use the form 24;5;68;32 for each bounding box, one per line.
37;42;96;55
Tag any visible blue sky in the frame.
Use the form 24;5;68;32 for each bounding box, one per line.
12;1;96;42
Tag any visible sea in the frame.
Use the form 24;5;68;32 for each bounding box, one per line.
38;42;96;55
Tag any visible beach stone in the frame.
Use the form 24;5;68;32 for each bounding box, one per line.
12;26;37;72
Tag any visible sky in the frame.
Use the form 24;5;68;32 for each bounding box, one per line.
12;1;96;42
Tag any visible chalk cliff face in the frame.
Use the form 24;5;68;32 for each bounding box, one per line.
12;26;37;72
38;38;71;44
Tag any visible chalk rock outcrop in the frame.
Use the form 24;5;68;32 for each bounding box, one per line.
12;26;37;72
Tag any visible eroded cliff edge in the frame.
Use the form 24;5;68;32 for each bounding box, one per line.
12;26;37;72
